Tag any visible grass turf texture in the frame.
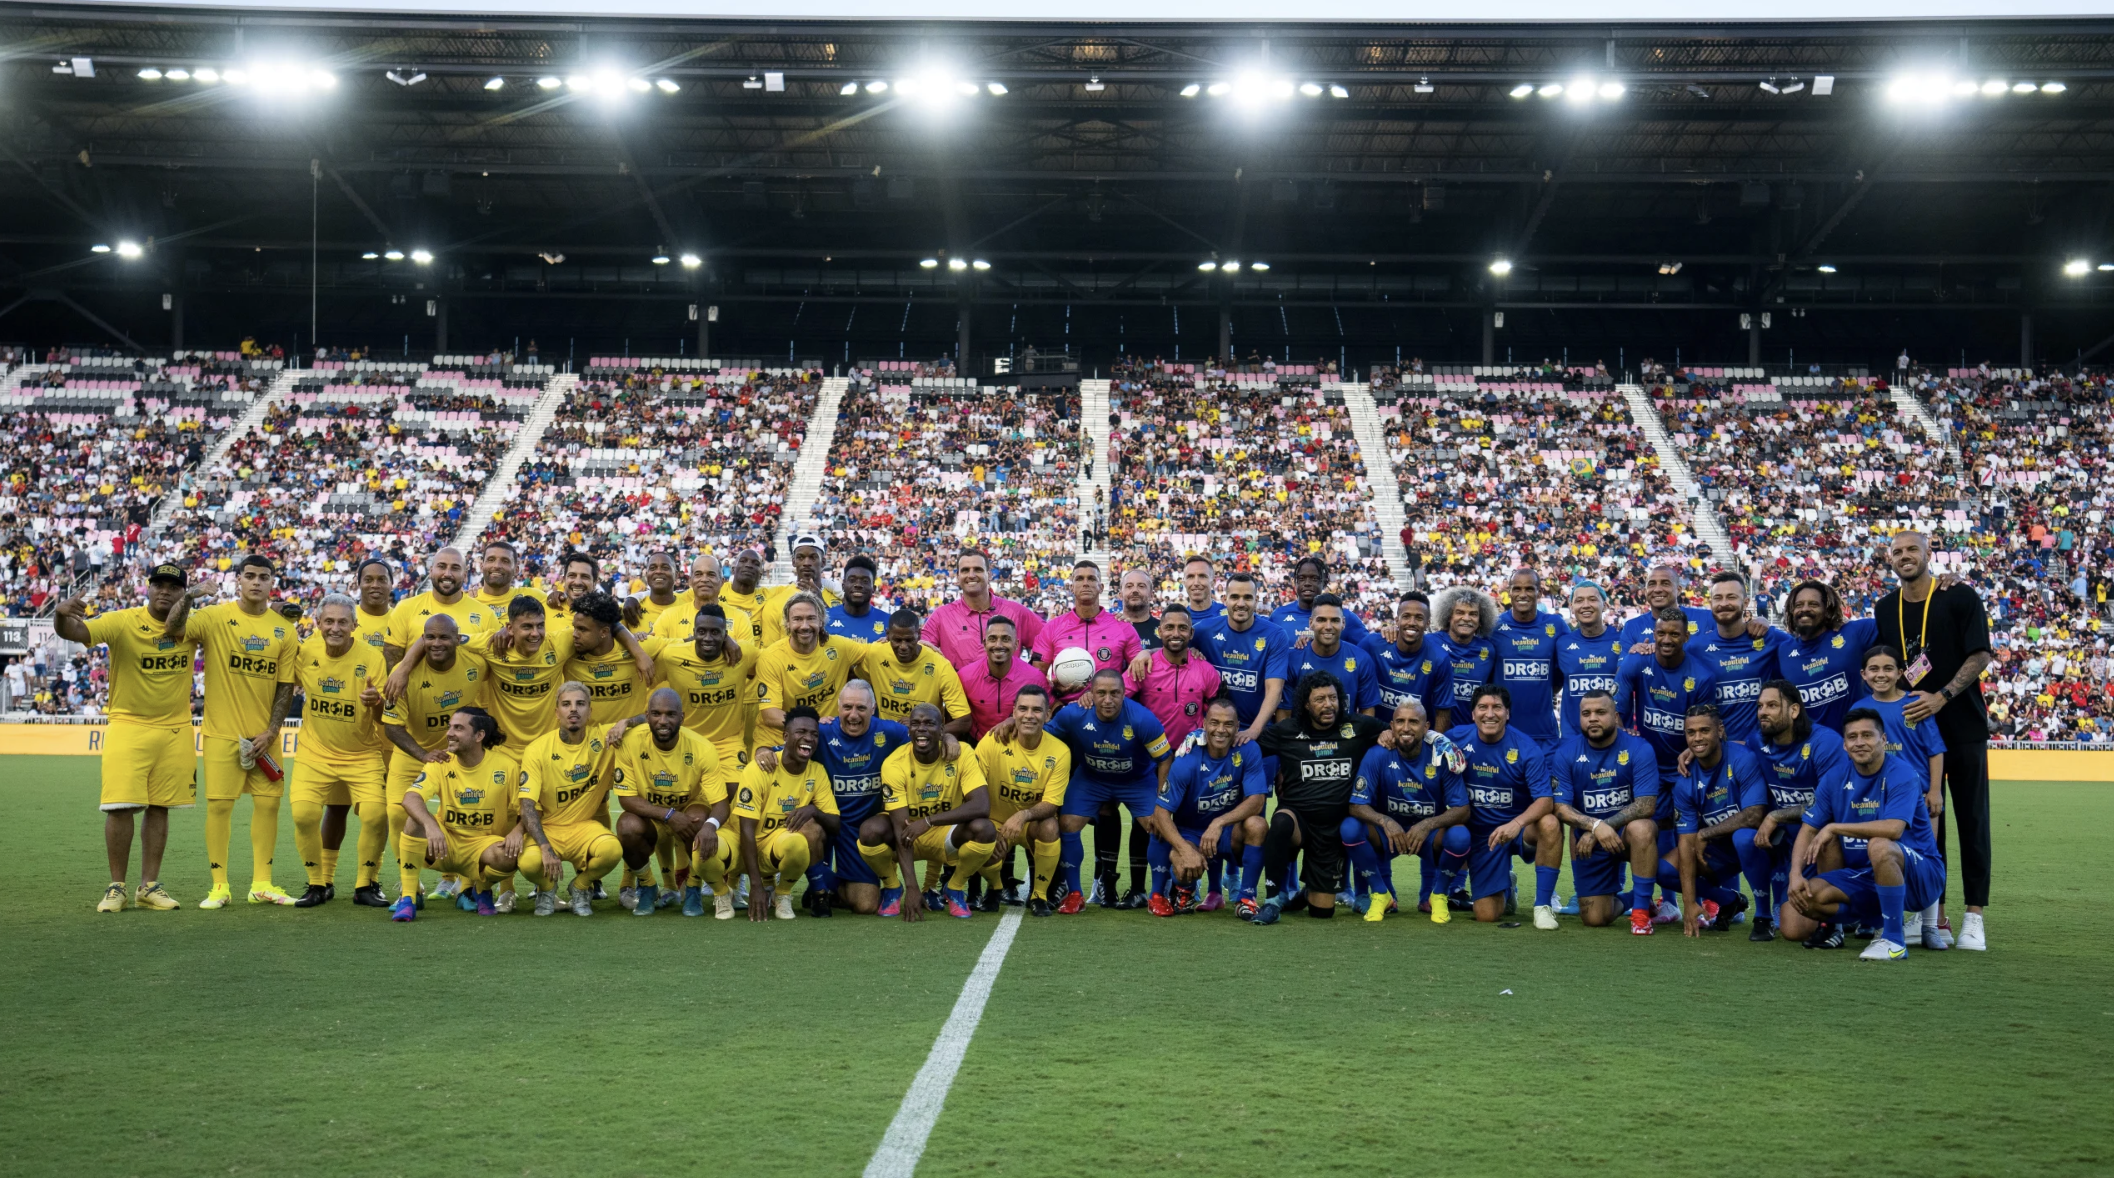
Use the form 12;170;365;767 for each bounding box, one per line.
1;755;2108;1177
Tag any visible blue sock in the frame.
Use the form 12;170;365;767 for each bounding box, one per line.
1632;878;1655;911
1238;844;1264;901
1534;864;1559;907
1146;836;1173;898
1879;883;1907;945
1207;856;1224;894
805;861;833;894
1731;829;1772;910
1060;831;1084;897
1342;821;1383;895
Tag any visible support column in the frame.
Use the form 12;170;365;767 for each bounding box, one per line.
697;313;710;362
2021;311;2034;370
1748;312;1762;365
958;295;973;372
170;293;185;352
1217;299;1232;362
435;297;449;353
1481;307;1496;365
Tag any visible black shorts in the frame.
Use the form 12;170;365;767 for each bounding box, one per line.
1286;805;1348;894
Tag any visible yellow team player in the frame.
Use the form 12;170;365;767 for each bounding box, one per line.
628;549;684;635
379;614;489;895
862;702;998;922
648;553;754;649
185;554;302;909
974;683;1071;916
390;707;522;922
517;682;624;916
722;705;838;922
448;595;572;754
718;548;775;646
561;589;657;724
383;546;501;667
289;593;391;909
540;550;604;633
863;606;973;733
469;538;545;618
647;604;756;772
608;687;728;918
55;563;199;913
351;558;397;654
757;535;844;648
752;592;873;751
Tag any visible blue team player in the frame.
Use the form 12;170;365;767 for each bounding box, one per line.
1686;572;1787;745
1345;698;1471;925
824;555;891;642
1856;645;1949;808
1747;679;1848;942
1780;708;1949;962
1615;606;1719;922
1358;591;1456;731
1270;555;1373;648
1143;698;1269;916
1555;581;1628;738
1191;570;1294;746
1431;585;1498;712
1618;564;1716;652
1490;568;1567;748
1777;580;1879;732
1445;684;1559;926
756;679;911;917
1547;689;1662;933
1282;595;1380;716
1036;668;1174;914
1665;706;1768;936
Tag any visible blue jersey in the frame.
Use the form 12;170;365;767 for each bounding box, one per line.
1670;742;1769;834
1749;725;1847;812
1358;636;1456;718
1548;730;1660;820
1351;736;1469;823
1776;619;1878;733
1445;723;1549;828
1618;604;1714;651
1859;695;1948;773
1045;697;1172;786
1193;615;1293;727
1284;641;1382;714
814;717;910;823
1615;651;1719;783
1492;609;1567;745
825;603;891;643
1156;740;1268;829
1434;632;1497;710
1555;626;1628;737
1271;601;1371;648
1802;752;1942;861
1687;624;1787;745
1183;601;1227;623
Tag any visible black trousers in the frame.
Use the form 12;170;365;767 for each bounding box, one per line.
1936;741;1991;908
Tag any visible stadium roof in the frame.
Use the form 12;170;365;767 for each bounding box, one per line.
6;4;2114;368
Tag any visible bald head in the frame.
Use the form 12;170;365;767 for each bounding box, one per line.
427;547;466;597
1888;530;1933;584
419;613;461;665
644;686;685;744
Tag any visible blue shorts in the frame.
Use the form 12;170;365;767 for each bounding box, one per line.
1177;826;1238;858
1819;845;1946;923
1570;844;1628;899
1061;776;1160;820
1692;839;1744;886
829;818;879;887
1467;824;1532;900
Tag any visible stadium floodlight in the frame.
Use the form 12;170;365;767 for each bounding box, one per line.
1981;79;2007;96
2100;263;2114;272
743;75;764;89
566;75;590;92
195;67;221;83
918;257;939;269
1198;260;1218;271
1884;74;1960;106
537;76;561;89
971;258;991;271
114;241;144;259
90;243;112;253
628;78;651;93
680;253;702;268
1599;81;1625;99
2012;81;2037;94
947;257;969;271
409;248;433;264
361;251;379;259
2063;259;2090;276
2043;81;2067;93
1222;261;1242;273
866;80;889;93
1537;82;1564;98
1329;84;1350;98
840;81;859;95
384;249;405;261
1488;258;1514;276
654;78;679;94
1206;81;1232;97
1084;77;1105;92
138;68;163;80
385;70;427;87
1414;77;1434;94
1816;264;1837;273
987;82;1007;95
1180;83;1202;97
167;68;192;81
1249;261;1270;271
1758;79;1781;94
1299;82;1323;97
1566;77;1597;103
484;76;505;91
1509;83;1534;98
651;254;671;265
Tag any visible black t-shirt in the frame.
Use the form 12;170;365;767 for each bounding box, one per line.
1258;712;1391;817
1874;583;1991;748
1130;616;1162;652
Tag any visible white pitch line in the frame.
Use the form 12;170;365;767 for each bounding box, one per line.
863;906;1025;1178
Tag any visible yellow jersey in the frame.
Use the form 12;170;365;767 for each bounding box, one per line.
352;605;393;658
758;584;844;649
185;602;300;740
974;732;1072;819
633;593;685;636
472;581;546;618
880;743;987;822
84;605;196;728
862;645;972;725
294;635;386;769
381;651;489;752
470;627;574;747
648;640;756;752
646;595;750;645
610;725;727;813
384;590;502;651
562;641;646;724
731;757;837;838
752;636;872;748
414;749;521;840
718;582;772;643
519;725;614;825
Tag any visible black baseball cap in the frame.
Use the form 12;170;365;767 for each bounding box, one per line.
146;563;186;587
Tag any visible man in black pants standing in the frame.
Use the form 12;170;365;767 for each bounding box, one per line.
1875;531;1993;951
1252;670;1392;925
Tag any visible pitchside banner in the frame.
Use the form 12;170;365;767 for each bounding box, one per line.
66;0;2114;17
3;724;304;759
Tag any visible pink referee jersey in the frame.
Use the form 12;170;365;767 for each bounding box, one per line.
1125;650;1223;747
922;595;1047;672
962;656;1050;740
1031;608;1143;702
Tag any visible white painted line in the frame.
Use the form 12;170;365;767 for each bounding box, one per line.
863;907;1025;1178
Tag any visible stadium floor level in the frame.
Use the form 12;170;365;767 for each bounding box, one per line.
2;757;2109;1176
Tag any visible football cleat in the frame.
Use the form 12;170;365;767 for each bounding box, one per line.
1252;896;1284;926
774;892;796;921
352;885;390;908
1429;894;1452;925
922;888;947;913
97;883;128;913
682;886;705;917
475;890;498;917
732;877;749;910
1028;897;1054;917
1235;897;1261;922
293;885;330;909
632;884;658;916
1336;889;1359;912
972;889;1003;914
1199;890;1226;913
1858;937;1908;962
1555;894;1580;916
807;889;835;919
877;887;904;917
570;886;594;917
1447;888;1473;912
999;883;1025;907
494;890;517;914
714;892;736;920
456;890;478;913
1172;884;1200;914
1116;887;1149;911
248;884;296;906
1708;893;1748;933
1146;892;1177;918
1803;922;1845;950
1533;904;1560;930
1629;908;1654;935
323;883;335;902
1364;892;1390;924
1957;912;1987;951
1697;899;1722;928
618;885;639;911
433;877;462;901
657;886;680;909
1851;922;1879;940
389;896;418;922
590;880;607;901
133;883;179;911
1653;898;1681;925
944;889;972;919
1902;909;1922;943
1056;889;1086;915
1088;879;1111;908
1749;916;1777;942
533;889;558;916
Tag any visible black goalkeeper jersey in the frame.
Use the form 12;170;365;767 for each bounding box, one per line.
1258;713;1391;819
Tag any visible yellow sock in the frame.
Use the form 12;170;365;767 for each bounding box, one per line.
859;841;900;889
354;799;388;887
621;868;638;889
920;857;944;893
655;828;676;888
247;794;281;888
398;834;427;898
386;803;409;886
292;800;326;886
320;847;340;886
516;843;551;891
204;799;235;889
1031;839;1061;900
696;836;732;892
949;841;995;890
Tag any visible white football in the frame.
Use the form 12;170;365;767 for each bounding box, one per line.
1049;646;1099;693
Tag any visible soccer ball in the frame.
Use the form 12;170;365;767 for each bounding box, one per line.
1049;646;1098;693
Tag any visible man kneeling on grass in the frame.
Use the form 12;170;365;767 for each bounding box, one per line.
1778;708;1948;962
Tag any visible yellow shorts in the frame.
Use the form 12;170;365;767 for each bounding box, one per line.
911;824;958;865
757;827;809;874
544;821;620;870
386;747;438;810
291;757;388;807
709;738;749;774
99;722;197;811
201;734;283;801
404;831;509;878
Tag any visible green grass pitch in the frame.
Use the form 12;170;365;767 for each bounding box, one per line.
1;755;2109;1177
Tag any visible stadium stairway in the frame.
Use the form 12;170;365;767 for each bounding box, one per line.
773;376;850;585
1337;381;1417;590
1078;378;1113;569
1891;385;1967;473
1619;383;1736;567
449;371;576;556
146;366;291;538
0;363;51;395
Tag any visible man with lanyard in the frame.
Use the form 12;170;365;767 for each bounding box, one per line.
1665;705;1766;937
1491;567;1567;749
1618;564;1716;652
1358;591;1455;733
1144;698;1267;917
1875;530;1992;951
1777;579;1878;734
922;548;1045;674
1615;607;1719;922
960;614;1049;742
1254;670;1393;925
1117;568;1162;650
1178;555;1224;624
1431;585;1498;715
827;554;891;642
1548;689;1662;933
1686;571;1787;747
1555;581;1627;740
1282;595;1380;719
1270;555;1372;648
1748;679;1847;942
1343;698;1471;925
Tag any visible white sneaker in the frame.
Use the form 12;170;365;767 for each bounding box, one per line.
1919;905;1951;949
532;889;556;916
1902;909;1922;943
1858;938;1908;962
570;885;594;917
1653;898;1681;924
1957;911;1987;951
618;885;639;911
494;890;517;914
1532;904;1560;930
433;877;462;901
774;892;795;920
714;892;736;920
